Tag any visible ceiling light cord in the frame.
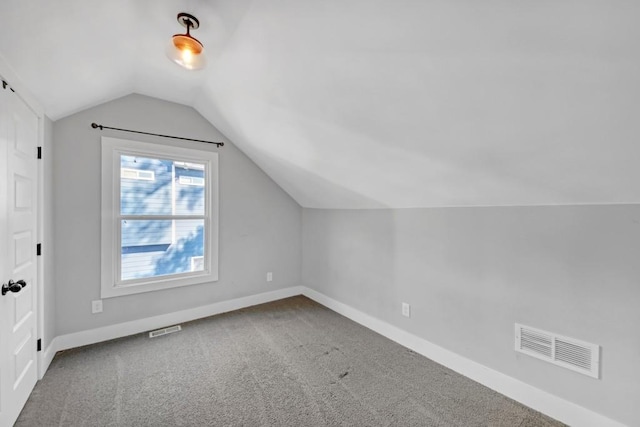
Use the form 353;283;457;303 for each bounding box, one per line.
91;123;224;148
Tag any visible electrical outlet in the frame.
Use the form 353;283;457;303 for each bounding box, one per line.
92;300;103;314
402;302;411;318
266;272;273;282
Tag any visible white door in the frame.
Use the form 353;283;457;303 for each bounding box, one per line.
0;83;39;427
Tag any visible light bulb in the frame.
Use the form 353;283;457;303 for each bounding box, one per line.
181;48;193;64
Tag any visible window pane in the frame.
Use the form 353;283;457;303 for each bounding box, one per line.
120;155;205;216
121;219;205;281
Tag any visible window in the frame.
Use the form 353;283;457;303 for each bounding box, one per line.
101;137;218;298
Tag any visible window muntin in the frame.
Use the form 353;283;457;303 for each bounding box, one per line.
101;137;218;298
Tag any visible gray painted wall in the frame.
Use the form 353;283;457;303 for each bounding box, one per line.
48;92;637;423
42;116;55;347
53;94;301;335
302;206;640;426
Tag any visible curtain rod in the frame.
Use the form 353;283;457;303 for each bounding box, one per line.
91;123;224;148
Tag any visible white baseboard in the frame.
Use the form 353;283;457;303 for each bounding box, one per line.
53;286;303;353
39;338;59;379
37;285;625;427
300;287;626;427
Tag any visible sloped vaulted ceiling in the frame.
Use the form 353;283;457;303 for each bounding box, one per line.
1;0;639;208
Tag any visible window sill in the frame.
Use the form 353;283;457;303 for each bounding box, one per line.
101;271;218;299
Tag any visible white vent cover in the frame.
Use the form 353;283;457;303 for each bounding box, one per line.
149;325;182;338
515;323;600;378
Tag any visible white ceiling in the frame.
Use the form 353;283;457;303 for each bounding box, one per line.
2;0;639;208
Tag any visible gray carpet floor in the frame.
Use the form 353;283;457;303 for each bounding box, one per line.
16;296;565;426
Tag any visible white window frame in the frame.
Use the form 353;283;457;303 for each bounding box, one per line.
101;137;219;298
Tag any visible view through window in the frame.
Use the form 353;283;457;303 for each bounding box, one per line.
120;156;206;281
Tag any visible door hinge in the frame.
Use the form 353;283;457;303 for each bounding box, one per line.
37;146;42;159
37;339;42;352
37;243;42;256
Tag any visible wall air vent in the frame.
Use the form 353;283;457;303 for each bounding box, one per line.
149;325;182;338
515;323;600;379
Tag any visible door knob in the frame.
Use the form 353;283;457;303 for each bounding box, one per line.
1;279;26;296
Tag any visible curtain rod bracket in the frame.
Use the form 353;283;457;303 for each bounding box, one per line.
91;122;224;148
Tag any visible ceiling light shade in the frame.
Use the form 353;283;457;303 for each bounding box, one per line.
166;13;206;70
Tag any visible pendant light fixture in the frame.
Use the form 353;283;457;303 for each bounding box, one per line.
166;13;206;70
